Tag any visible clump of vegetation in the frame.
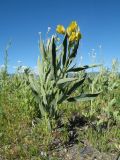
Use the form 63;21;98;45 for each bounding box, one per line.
29;21;100;131
0;21;120;159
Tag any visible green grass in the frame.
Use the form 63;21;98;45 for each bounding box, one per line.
0;62;120;159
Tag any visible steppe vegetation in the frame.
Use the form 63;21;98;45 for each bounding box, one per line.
0;21;120;159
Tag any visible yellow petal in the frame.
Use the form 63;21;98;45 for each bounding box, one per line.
56;25;65;34
69;21;78;31
68;32;76;42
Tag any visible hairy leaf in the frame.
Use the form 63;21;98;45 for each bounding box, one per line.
67;92;101;102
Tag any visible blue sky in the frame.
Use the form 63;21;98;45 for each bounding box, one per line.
0;0;120;72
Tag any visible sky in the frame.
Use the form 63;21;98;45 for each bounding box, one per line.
0;0;120;73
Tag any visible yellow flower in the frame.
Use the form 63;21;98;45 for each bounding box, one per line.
66;21;78;36
69;21;78;31
68;32;76;42
56;21;82;43
56;25;65;34
76;31;82;41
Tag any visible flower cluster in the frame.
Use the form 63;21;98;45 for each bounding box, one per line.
56;21;82;42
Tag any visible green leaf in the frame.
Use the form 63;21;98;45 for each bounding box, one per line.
67;74;86;96
39;103;46;117
50;36;56;78
56;51;62;70
67;64;102;72
65;41;79;67
29;76;40;93
45;67;51;81
69;40;79;59
57;93;69;104
46;38;51;51
62;34;67;66
67;92;101;102
39;38;46;60
57;77;78;85
41;84;47;105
